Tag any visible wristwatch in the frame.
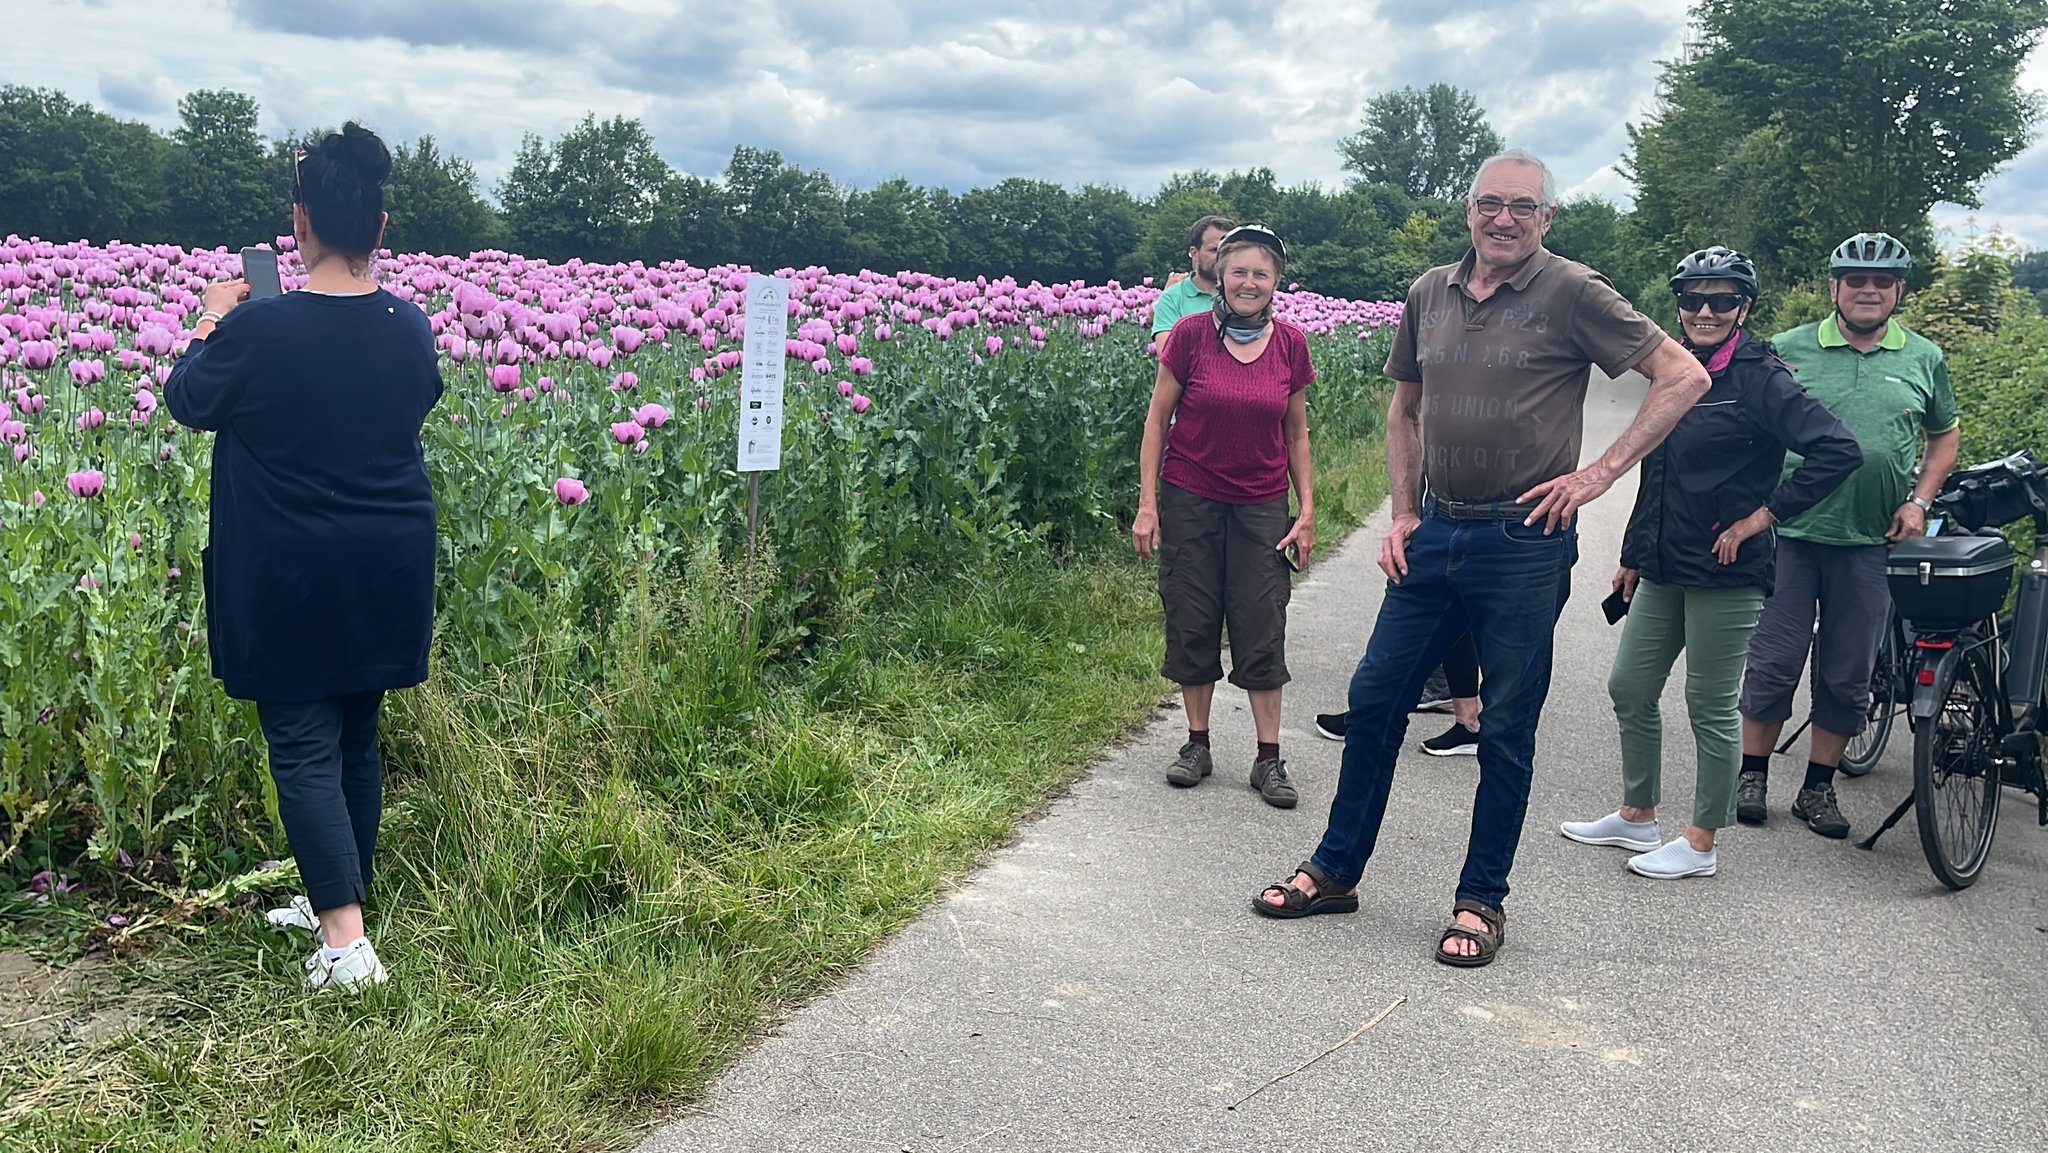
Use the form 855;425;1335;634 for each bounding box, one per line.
1908;495;1932;512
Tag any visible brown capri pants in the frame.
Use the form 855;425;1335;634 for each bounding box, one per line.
1157;480;1293;691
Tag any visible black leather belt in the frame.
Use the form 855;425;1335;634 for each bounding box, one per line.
1428;496;1543;521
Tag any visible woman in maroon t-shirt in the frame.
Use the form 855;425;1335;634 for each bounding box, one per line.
1132;224;1316;808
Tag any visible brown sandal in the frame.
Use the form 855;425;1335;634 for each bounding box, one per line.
1434;899;1506;967
1251;860;1359;919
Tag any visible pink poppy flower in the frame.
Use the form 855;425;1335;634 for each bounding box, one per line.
554;477;589;505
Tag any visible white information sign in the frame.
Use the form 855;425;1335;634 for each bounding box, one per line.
738;274;791;472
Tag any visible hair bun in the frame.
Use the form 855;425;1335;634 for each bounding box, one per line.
338;121;392;187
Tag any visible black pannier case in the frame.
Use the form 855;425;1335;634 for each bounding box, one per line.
1887;535;2015;629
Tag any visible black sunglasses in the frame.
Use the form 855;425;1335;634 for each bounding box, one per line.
1675;291;1747;314
292;146;306;201
1839;272;1899;290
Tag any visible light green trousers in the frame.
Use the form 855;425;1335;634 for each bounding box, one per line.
1608;579;1765;830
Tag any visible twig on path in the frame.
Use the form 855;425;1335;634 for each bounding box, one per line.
1225;995;1405;1111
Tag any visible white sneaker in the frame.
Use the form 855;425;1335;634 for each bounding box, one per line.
266;895;320;938
1626;839;1719;879
1559;811;1661;852
304;937;388;994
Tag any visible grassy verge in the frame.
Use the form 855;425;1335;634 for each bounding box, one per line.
2;434;1387;1153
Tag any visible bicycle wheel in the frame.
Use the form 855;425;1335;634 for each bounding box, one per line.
1839;618;1898;776
1912;646;2003;889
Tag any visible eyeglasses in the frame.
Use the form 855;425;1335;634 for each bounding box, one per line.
1675;291;1747;314
1471;196;1546;221
1839;272;1899;290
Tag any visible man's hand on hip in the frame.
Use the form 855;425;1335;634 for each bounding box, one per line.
1518;465;1615;533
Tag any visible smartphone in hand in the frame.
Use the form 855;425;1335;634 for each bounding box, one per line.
240;247;282;299
1601;585;1629;625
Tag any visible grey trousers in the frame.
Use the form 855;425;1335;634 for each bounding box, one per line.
1737;537;1890;737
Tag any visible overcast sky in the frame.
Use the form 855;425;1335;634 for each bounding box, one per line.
9;0;2047;249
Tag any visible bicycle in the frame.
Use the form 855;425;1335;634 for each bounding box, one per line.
1857;449;2048;888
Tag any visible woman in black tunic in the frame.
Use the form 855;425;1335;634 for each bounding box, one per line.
166;122;441;993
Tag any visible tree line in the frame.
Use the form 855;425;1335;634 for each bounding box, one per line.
2;1;2041;311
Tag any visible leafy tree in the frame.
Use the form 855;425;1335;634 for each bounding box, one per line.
2013;248;2048;308
1623;0;2048;302
1544;194;1627;278
845;176;948;272
1069;183;1143;283
167;89;276;249
721;145;851;272
645;172;741;267
944;178;1079;283
0;85;172;242
1339;84;1504;200
1119;186;1234;284
384;135;505;256
499;115;670;264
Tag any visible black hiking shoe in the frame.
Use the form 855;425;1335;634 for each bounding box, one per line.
1791;783;1850;839
1251;758;1297;808
1165;742;1213;787
1736;770;1768;826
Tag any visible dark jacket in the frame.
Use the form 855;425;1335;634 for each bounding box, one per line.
1619;328;1860;593
165;290;442;703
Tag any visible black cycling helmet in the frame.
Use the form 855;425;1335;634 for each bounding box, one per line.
1829;232;1912;274
1669;245;1759;299
1216;223;1287;264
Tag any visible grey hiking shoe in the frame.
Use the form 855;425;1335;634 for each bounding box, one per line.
1791;782;1850;839
1165;742;1213;787
1251;757;1297;808
1736;770;1768;825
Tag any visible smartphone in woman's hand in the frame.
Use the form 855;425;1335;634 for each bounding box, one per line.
240;247;282;299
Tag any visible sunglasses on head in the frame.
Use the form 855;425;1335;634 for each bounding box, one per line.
1675;291;1747;314
1839;272;1899;290
292;146;306;201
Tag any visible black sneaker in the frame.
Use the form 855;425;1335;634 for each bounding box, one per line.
1251;757;1297;808
1314;712;1347;741
1165;742;1213;787
1791;782;1850;839
1736;770;1768;825
1419;721;1479;756
1413;667;1453;713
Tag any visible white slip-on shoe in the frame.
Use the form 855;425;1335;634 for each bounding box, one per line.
1625;838;1719;879
266;895;320;938
304;937;388;994
1559;811;1661;852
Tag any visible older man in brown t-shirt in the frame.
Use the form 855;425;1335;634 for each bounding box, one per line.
1254;149;1711;966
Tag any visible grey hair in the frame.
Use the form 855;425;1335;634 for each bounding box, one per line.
1468;149;1558;206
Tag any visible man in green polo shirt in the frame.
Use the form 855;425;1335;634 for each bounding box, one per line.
1736;232;1961;839
1149;214;1233;350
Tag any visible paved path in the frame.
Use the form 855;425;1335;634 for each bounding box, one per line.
641;374;2047;1153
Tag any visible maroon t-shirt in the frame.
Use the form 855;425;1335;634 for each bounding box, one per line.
1159;313;1315;504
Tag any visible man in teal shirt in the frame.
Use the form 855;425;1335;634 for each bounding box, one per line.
1736;232;1961;839
1149;214;1233;349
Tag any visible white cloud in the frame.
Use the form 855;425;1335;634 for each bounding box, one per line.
1;0;2043;252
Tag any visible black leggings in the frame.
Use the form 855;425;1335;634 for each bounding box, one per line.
257;691;386;913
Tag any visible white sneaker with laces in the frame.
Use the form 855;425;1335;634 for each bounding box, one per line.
266;895;320;938
1625;838;1719;879
1559;810;1661;852
304;937;388;994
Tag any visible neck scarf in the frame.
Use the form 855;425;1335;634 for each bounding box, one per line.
1686;326;1741;374
1212;290;1272;345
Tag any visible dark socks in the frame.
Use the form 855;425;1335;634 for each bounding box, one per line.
1742;753;1769;778
1801;759;1836;790
1187;729;1210;748
1257;741;1280;763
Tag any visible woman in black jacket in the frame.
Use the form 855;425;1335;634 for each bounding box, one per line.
166;123;441;992
1558;247;1859;879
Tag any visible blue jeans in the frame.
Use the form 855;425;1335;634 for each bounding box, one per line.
1310;508;1577;908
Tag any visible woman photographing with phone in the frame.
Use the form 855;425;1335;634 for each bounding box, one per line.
1132;224;1315;809
166;122;442;992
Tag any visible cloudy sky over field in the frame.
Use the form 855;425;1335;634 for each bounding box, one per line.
9;0;2048;245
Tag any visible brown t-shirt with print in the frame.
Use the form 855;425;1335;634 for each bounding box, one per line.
1384;248;1664;503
